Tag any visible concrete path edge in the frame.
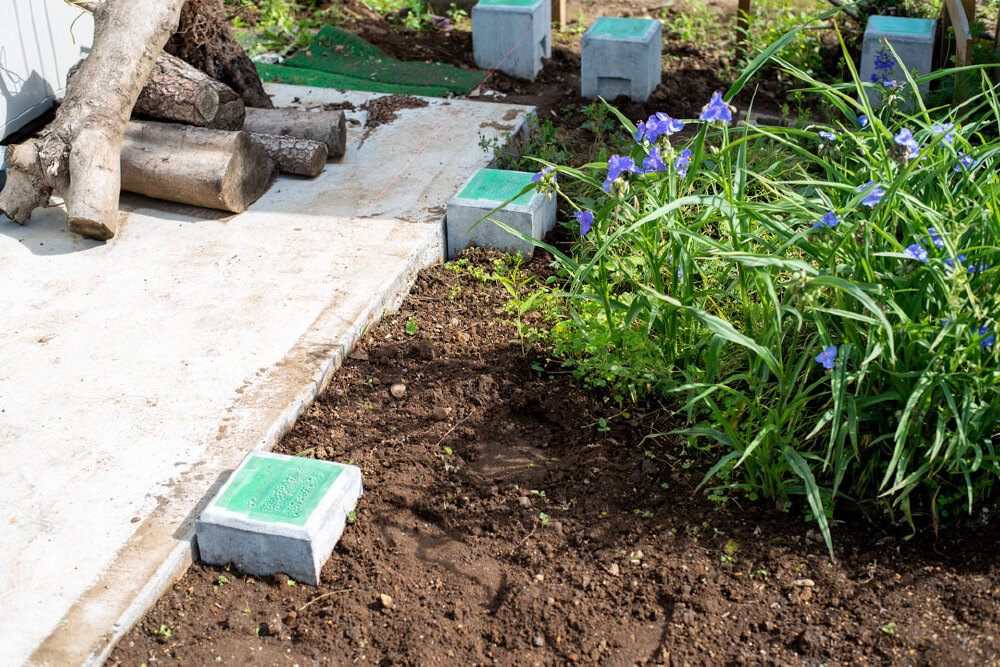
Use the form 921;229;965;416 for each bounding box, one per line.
36;230;443;666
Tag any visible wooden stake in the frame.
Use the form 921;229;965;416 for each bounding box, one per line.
551;0;566;30
735;0;752;61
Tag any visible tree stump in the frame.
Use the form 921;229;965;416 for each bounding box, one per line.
166;0;274;109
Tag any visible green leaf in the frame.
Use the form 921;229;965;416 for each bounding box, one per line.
782;446;834;560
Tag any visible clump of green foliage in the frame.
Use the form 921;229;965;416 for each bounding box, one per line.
226;0;338;56
497;11;1000;555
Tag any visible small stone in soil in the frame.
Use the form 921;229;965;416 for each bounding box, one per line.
519;496;531;507
379;593;394;609
431;406;452;420
390;383;406;399
533;635;545;647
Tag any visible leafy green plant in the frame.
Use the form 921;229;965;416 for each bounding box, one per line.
227;0;326;57
662;0;724;45
482;112;577;172
745;0;828;75
496;12;1000;556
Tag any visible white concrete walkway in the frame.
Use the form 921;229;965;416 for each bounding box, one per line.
0;84;531;666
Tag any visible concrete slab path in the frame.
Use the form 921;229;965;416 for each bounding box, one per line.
0;84;532;666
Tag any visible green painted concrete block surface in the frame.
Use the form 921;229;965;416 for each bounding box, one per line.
478;0;543;6
447;168;557;259
196;450;363;585
867;15;935;36
213;454;344;526
458;168;536;206
588;17;656;39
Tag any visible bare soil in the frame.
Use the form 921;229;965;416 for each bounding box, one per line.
108;3;1000;665
343;0;801;127
110;250;1000;666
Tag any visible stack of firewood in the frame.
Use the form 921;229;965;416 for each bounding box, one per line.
114;52;346;213
0;0;347;242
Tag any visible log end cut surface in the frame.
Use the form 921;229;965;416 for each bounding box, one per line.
224;133;277;211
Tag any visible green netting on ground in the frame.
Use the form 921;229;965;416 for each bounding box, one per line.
256;25;483;97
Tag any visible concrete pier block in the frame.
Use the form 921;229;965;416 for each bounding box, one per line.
472;0;551;81
860;16;936;109
581;17;662;102
196;450;363;586
446;168;556;259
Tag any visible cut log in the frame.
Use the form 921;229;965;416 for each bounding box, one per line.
67;51;246;130
122;120;275;212
166;0;274;108
136;52;246;130
0;0;186;240
243;108;347;160
249;133;328;177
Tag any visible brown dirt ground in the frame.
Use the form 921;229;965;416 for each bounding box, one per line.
341;0;807;129
110;250;1000;666
109;3;1000;665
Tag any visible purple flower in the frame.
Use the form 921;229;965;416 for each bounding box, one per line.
815;345;838;370
977;325;995;350
968;262;991;276
883;80;899;89
574;209;594;236
903;243;928;262
927;227;944;248
642;146;668;173
894;128;920;160
818;130;838;141
531;166;554;183
955;152;974;172
634;120;647;142
858;114;869;128
812;211;840;228
874;48;896;71
699;92;733;123
655;112;686;134
930;122;955;145
602;154;641;192
857;181;886;207
673;149;692;178
638;113;685;143
944;254;967;272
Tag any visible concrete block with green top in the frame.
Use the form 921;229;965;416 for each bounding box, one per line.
860;16;936;110
472;0;551;81
446;168;557;259
195;450;363;585
581;17;662;102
